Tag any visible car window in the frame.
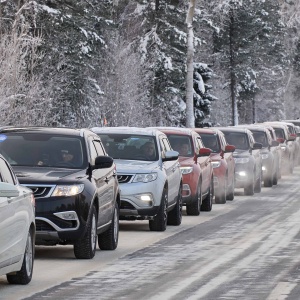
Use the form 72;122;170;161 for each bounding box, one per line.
223;132;249;150
0;157;16;184
274;128;285;139
93;140;105;156
96;134;158;161
166;134;193;157
199;133;220;153
252;131;268;147
0;133;87;169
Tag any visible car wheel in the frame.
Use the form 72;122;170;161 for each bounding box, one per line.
254;170;262;193
201;177;213;211
226;176;235;201
264;174;273;187
7;229;34;285
186;181;201;216
273;165;278;185
215;176;227;204
244;171;255;195
149;187;168;231
167;183;182;226
98;201;119;250
74;205;97;259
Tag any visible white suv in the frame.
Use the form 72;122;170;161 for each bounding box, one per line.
92;127;182;231
0;154;35;284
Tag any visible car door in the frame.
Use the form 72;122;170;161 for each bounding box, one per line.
89;137;115;225
0;158;28;268
248;133;261;181
160;136;180;205
195;136;211;193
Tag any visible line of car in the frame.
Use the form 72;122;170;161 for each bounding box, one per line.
1;120;299;284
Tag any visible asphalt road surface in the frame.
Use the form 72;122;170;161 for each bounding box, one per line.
1;168;300;300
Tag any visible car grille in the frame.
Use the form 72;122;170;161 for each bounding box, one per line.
117;175;133;184
36;220;55;231
24;184;55;198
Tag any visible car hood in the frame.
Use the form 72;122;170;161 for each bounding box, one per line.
12;166;86;184
178;156;194;165
233;149;250;157
114;159;158;173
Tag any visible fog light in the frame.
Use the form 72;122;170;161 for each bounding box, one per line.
54;211;78;220
135;193;153;202
238;171;247;177
262;166;266;171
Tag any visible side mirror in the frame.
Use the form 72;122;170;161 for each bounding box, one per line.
224;144;235;153
198;148;211;157
0;182;19;197
271;140;279;147
277;138;285;144
252;142;262;150
92;155;114;170
163;150;179;161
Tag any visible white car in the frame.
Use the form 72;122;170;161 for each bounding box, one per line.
91;127;183;232
0;154;35;284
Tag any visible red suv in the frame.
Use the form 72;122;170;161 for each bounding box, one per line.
194;128;235;204
154;127;213;215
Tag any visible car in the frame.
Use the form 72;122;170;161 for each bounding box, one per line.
153;127;214;214
0;154;35;284
216;127;262;196
193;128;236;204
91;127;183;231
0;127;120;259
264;122;295;175
235;125;280;187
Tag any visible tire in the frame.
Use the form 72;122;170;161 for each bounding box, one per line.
226;176;235;201
98;201;119;250
201;178;213;211
264;174;273;187
273;165;278;185
215;177;227;204
7;229;34;285
74;206;97;259
244;174;254;196
149;187;168;231
167;184;182;226
254;171;262;193
186;182;201;216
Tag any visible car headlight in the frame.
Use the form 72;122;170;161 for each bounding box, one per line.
281;146;286;151
211;161;221;168
133;173;158;183
234;157;250;164
180;167;193;174
261;154;269;159
52;184;84;197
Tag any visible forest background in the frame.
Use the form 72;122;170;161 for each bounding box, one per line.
1;0;300;128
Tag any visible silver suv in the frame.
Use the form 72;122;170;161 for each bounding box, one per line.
91;127;183;231
0;154;35;284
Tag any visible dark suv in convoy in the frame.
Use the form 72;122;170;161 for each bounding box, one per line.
217;127;262;196
0;127;120;259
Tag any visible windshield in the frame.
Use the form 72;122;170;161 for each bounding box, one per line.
0;133;87;168
252;131;268;147
97;134;158;161
198;134;220;153
223;132;249;150
166;134;193;157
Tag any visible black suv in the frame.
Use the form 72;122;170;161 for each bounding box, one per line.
0;127;120;259
217;127;262;196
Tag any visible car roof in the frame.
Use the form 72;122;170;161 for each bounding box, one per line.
192;127;216;135
150;127;196;136
234;124;267;133
213;126;250;134
91;126;163;137
0;126;92;137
